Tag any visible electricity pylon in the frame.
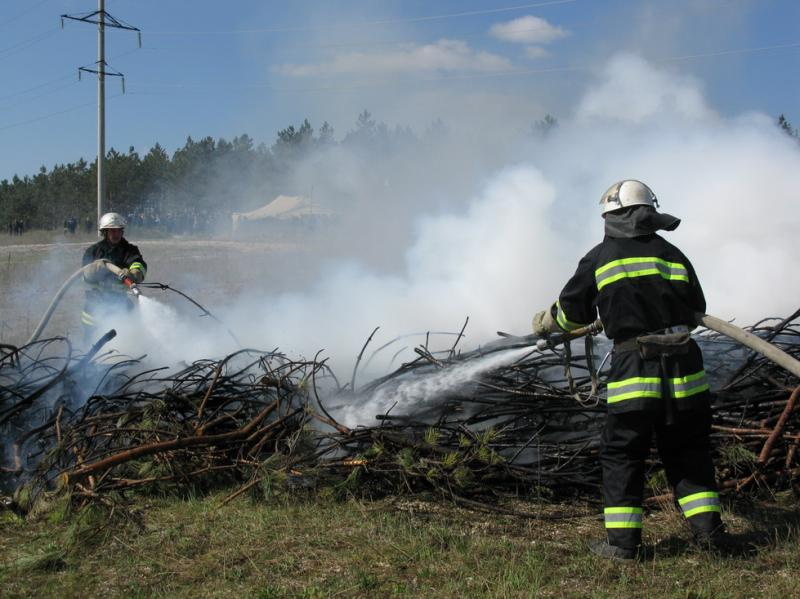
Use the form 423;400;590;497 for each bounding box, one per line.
62;1;140;232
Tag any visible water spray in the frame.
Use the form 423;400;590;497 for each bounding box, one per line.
26;260;239;348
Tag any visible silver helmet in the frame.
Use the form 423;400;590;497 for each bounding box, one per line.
599;180;659;216
98;212;126;230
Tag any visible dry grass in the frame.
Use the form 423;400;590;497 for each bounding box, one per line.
1;490;800;598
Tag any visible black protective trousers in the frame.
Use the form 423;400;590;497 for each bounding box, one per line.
600;407;722;549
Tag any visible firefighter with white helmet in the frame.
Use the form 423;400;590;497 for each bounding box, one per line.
532;180;729;560
81;212;147;341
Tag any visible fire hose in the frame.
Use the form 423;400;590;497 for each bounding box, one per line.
694;312;800;380
26;260;135;345
26;261;239;347
534;313;800;394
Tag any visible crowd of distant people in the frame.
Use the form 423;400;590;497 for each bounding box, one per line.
6;208;228;237
124;209;224;235
7;219;27;235
59;216;91;235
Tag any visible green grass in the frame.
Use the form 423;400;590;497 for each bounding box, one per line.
2;490;800;598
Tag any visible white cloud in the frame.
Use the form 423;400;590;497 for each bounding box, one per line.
524;46;549;60
489;15;568;45
576;53;716;123
275;39;512;77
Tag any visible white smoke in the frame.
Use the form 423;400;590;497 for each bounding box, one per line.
89;52;799;391
223;58;798;373
88;295;239;368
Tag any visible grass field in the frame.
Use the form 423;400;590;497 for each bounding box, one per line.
1;489;800;598
3;231;800;598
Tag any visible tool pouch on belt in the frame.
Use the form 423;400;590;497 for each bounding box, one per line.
636;332;691;360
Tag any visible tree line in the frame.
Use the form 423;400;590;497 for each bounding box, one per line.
1;112;795;233
0;110;415;232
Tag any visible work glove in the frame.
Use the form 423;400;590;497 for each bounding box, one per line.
82;260;107;283
117;268;144;284
532;304;560;336
128;268;144;284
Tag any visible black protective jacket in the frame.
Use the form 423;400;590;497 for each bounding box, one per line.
82;238;147;313
553;233;710;413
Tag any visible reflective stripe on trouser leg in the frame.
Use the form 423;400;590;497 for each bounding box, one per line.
81;311;96;327
669;370;710;398
604;507;643;529
601;412;651;548
678;491;720;519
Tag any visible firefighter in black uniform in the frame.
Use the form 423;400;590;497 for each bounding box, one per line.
532;180;727;560
81;212;147;343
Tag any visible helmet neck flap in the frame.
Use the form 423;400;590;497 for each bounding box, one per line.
604;205;681;239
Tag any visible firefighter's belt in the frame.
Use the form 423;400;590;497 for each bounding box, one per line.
614;331;691;359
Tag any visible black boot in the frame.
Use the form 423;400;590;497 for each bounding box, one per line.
692;525;739;555
589;538;638;561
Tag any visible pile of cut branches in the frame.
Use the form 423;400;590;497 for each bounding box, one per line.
2;343;329;511
1;311;798;515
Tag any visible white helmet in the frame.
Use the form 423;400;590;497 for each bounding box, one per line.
98;212;126;230
599;180;659;216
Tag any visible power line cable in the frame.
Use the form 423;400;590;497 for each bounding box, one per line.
147;0;578;35
138;22;572;58
0;73;74;101
0;0;50;31
126;39;800;95
0;93;123;132
0;45;139;102
4;37;797;133
0;80;79;112
0;27;59;59
663;41;800;63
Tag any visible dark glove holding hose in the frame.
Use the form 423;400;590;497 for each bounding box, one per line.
118;268;144;284
117;268;144;285
128;268;144;283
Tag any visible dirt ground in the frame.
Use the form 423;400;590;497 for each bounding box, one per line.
0;231;320;347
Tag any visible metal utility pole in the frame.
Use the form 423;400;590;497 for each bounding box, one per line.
97;0;105;230
61;4;140;233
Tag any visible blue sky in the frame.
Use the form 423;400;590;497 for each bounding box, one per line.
1;0;798;181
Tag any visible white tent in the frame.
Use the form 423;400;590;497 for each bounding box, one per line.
232;195;334;230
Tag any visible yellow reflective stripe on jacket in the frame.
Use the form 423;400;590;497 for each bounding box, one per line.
670;370;709;398
606;377;661;404
604;506;643;529
595;257;689;291
555;300;588;332
678;491;720;518
129;261;146;276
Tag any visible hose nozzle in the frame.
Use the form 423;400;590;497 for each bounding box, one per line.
119;273;141;297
